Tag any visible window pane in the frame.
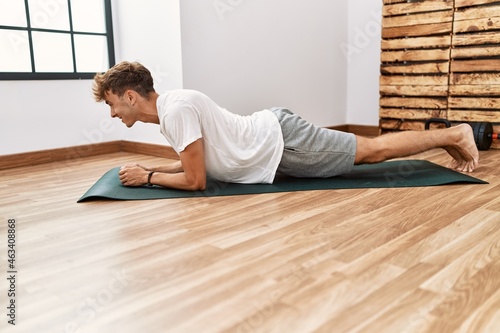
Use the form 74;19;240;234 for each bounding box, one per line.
0;0;27;27
70;0;106;33
32;31;73;72
28;0;70;31
0;0;113;79
0;29;31;72
74;34;108;72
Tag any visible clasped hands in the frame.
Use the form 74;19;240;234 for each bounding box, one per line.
119;163;150;187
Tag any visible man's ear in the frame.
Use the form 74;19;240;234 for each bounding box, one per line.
125;90;137;105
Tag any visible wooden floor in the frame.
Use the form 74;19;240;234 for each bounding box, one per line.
0;148;499;333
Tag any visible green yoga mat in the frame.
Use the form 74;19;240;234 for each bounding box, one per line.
77;160;487;202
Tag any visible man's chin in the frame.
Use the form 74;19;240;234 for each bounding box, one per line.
124;120;135;128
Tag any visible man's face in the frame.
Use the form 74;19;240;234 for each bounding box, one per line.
104;91;136;128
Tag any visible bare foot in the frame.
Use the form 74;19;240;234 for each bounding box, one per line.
444;124;479;172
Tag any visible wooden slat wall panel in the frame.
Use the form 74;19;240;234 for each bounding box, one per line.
381;36;452;50
381;97;448;109
380;0;453;133
455;0;500;8
380;108;447;119
382;11;453;28
454;17;500;33
451;73;500;85
380;85;449;96
379;0;500;148
382;22;452;39
383;0;454;16
452;46;500;58
448;110;500;122
450;1;500;148
381;49;451;62
453;31;500;46
449;97;500;109
381;63;450;75
449;84;500;95
380;75;449;86
454;5;500;20
451;59;500;72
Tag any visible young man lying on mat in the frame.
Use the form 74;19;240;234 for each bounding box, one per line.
92;61;479;191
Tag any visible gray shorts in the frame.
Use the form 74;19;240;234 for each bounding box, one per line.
271;107;357;178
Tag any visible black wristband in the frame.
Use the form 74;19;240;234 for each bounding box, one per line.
147;171;155;187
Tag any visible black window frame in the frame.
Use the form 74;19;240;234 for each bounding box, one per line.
0;0;115;80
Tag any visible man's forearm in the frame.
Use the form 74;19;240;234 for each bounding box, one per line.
149;171;205;191
119;163;204;190
121;139;205;191
149;161;184;173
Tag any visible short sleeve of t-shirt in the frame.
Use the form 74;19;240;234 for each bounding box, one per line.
162;101;203;153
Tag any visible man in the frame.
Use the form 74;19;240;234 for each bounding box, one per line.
93;61;479;191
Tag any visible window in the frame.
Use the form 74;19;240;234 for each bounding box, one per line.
0;0;115;80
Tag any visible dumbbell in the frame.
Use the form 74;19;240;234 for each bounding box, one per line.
425;118;499;150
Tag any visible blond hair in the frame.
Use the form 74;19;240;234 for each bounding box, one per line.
93;61;155;102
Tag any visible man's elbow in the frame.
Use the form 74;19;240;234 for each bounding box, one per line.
194;179;206;191
186;177;206;191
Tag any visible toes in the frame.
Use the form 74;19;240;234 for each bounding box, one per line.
450;160;477;173
448;159;473;172
468;161;477;172
447;159;460;170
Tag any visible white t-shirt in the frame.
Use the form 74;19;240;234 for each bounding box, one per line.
157;89;284;184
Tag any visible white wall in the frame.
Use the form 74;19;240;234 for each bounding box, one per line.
1;0;382;156
180;0;348;127
0;78;125;156
346;0;382;126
